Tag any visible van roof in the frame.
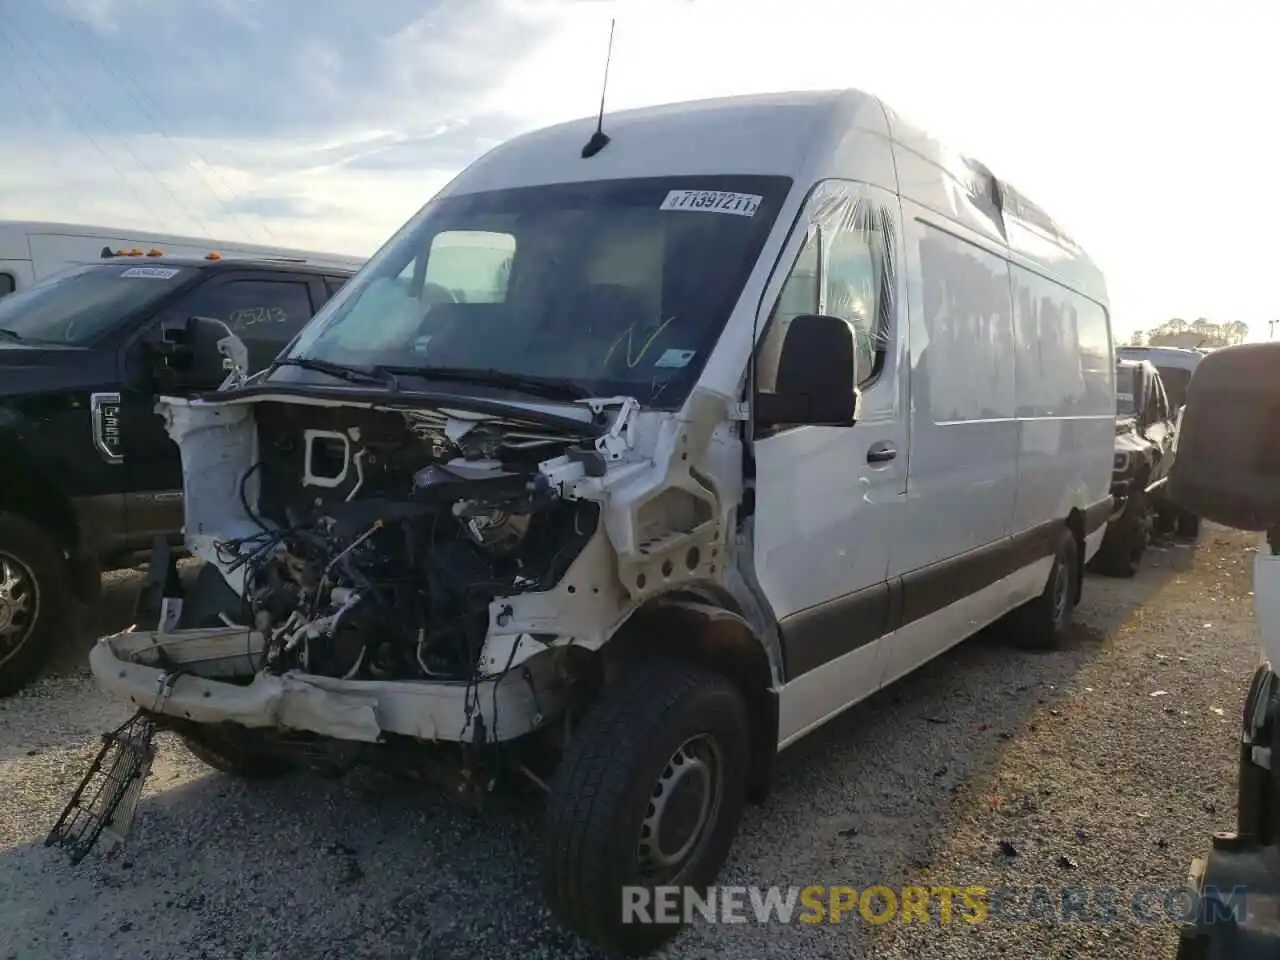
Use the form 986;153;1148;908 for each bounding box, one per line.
1118;345;1204;356
1117;345;1205;370
437;88;1102;306
442;89;859;195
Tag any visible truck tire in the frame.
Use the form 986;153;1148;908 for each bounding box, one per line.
543;659;750;955
0;514;72;697
180;726;290;779
1090;486;1149;578
1009;527;1080;650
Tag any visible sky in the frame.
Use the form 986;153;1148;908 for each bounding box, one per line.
0;0;1274;342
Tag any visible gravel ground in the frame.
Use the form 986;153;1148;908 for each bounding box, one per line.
0;527;1263;960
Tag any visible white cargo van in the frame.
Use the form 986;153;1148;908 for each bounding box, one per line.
0;220;365;297
86;90;1115;953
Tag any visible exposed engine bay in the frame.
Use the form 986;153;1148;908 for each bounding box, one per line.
212;403;600;684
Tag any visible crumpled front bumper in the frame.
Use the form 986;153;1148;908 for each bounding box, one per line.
89;626;561;745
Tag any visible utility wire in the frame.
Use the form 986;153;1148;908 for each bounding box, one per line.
56;0;280;245
0;20;175;233
5;13;214;238
0;25;77;206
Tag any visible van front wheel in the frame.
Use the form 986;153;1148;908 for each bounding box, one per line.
1009;527;1080;651
543;660;750;955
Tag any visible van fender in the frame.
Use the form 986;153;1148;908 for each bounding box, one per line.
600;592;781;803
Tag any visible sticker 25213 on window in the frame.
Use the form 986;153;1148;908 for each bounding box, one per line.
659;190;762;217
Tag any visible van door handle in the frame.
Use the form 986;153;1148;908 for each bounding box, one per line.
867;442;897;464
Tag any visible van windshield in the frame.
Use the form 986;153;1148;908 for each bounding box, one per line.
280;175;791;406
0;263;189;345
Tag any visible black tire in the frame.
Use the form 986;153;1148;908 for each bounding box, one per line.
1176;510;1201;540
180;726;290;779
543;659;750;956
1089;487;1149;578
0;514;72;698
1009;527;1080;650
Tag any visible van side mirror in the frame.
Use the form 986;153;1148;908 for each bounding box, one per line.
755;314;858;427
152;316;248;392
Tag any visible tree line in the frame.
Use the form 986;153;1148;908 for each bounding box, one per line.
1124;317;1250;349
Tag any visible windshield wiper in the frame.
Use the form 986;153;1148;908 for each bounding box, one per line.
271;356;398;389
372;365;591;402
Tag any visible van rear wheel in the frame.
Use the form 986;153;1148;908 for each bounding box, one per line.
543;659;749;955
1009;527;1079;650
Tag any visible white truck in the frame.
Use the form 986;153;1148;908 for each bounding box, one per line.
81;89;1116;954
0;220;365;298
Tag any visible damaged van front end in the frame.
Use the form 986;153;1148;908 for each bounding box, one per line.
90;384;747;754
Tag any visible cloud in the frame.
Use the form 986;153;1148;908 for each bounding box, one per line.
1;0;585;253
2;0;1277;338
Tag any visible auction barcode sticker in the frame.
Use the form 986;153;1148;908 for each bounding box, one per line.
660;190;762;217
119;266;181;279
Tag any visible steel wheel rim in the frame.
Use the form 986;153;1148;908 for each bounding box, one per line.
0;552;40;667
1051;557;1071;622
637;733;724;884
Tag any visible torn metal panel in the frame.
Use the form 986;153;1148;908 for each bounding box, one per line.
109;381;766;749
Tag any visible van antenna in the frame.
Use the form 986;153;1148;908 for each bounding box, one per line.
581;18;616;159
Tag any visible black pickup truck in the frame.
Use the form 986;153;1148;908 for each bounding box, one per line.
0;254;356;695
1090;357;1199;576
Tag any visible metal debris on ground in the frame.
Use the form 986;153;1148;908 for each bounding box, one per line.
44;710;159;865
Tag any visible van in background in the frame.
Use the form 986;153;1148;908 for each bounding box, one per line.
1116;344;1205;410
0;220;365;298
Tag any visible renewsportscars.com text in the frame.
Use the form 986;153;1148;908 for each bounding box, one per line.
622;884;1245;926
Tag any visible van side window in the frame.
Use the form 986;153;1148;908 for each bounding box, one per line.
919;225;1015;422
755;232;819;393
821;200;893;386
1011;265;1111;418
0;273;14;298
